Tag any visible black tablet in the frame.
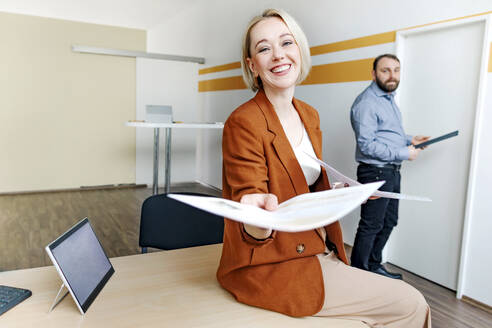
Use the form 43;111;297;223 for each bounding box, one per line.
414;130;459;149
45;218;114;314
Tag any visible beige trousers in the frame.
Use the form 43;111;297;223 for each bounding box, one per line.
314;252;431;328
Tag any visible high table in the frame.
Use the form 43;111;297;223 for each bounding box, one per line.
0;244;365;327
126;121;224;194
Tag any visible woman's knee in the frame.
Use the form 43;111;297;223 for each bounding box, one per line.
400;283;430;318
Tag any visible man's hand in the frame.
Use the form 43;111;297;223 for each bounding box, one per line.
331;182;349;189
412;135;430;148
408;145;421;161
240;193;277;239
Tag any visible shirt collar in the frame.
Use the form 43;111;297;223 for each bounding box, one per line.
370;81;396;99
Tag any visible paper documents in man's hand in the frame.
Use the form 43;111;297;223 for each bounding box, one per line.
304;153;431;202
168;181;383;232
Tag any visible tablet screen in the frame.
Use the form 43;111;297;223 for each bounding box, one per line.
46;218;114;313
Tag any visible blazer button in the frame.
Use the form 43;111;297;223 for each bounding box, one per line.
296;244;305;254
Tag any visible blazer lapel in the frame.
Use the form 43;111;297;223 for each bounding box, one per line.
253;91;309;195
294;98;331;194
294;98;323;160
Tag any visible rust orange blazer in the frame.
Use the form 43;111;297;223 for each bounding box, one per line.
217;90;349;317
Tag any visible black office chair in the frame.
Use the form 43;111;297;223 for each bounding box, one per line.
139;192;224;253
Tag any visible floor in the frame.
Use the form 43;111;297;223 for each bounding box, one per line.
0;183;220;271
0;183;490;327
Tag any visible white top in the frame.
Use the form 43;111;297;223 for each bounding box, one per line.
292;127;321;186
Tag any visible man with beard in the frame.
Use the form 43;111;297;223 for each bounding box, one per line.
349;54;429;279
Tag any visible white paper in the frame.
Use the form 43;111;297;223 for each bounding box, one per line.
168;181;384;232
305;153;431;202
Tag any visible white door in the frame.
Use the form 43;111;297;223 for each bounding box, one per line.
386;20;485;290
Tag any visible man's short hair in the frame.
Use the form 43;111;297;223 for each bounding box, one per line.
373;54;400;71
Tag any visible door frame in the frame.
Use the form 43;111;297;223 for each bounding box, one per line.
394;14;491;299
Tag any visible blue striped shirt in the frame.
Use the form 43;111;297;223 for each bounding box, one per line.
350;81;412;165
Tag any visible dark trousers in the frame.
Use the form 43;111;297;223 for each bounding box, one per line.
350;164;401;271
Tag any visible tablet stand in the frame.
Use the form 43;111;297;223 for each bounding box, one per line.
48;282;69;313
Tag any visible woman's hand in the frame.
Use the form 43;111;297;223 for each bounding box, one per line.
240;193;278;240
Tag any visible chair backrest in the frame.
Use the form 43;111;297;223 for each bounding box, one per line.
139;192;224;252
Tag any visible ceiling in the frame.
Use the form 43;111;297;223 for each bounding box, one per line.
0;0;199;30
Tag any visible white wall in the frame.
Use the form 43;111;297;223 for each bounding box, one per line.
135;58;199;186
459;70;492;305
149;0;492;65
0;0;490;306
0;11;145;193
147;0;492;305
148;0;492;240
0;0;199;30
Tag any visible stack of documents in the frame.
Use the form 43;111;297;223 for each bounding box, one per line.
306;153;431;202
170;155;431;232
169;181;383;232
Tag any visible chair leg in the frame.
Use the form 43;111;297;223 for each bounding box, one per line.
141;247;148;254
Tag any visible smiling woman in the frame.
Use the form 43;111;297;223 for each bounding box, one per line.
241;9;311;93
216;8;431;327
246;17;301;92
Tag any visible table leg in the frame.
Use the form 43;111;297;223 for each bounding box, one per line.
153;128;160;195
164;127;172;194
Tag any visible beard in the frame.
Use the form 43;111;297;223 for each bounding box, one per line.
375;75;400;93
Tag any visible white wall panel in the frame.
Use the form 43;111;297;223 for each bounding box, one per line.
136;58;199;186
196;90;254;188
295;82;374;243
460;73;492;305
146;1;492;304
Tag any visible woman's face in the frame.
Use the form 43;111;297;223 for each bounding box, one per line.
247;17;301;92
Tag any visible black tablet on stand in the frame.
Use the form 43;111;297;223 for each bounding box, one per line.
45;218;114;314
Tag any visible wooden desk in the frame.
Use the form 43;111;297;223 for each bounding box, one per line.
0;245;365;327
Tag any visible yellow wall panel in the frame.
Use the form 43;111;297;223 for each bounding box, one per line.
302;58;373;85
310;32;396;56
199;61;241;75
198;58;374;92
198;76;246;92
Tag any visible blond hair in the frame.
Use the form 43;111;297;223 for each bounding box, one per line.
241;9;311;92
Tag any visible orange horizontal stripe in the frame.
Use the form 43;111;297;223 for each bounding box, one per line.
199;61;241;75
199;58;373;92
199;33;391;76
489;43;492;73
199;33;393;76
310;31;396;56
198;76;246;92
302;58;373;85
